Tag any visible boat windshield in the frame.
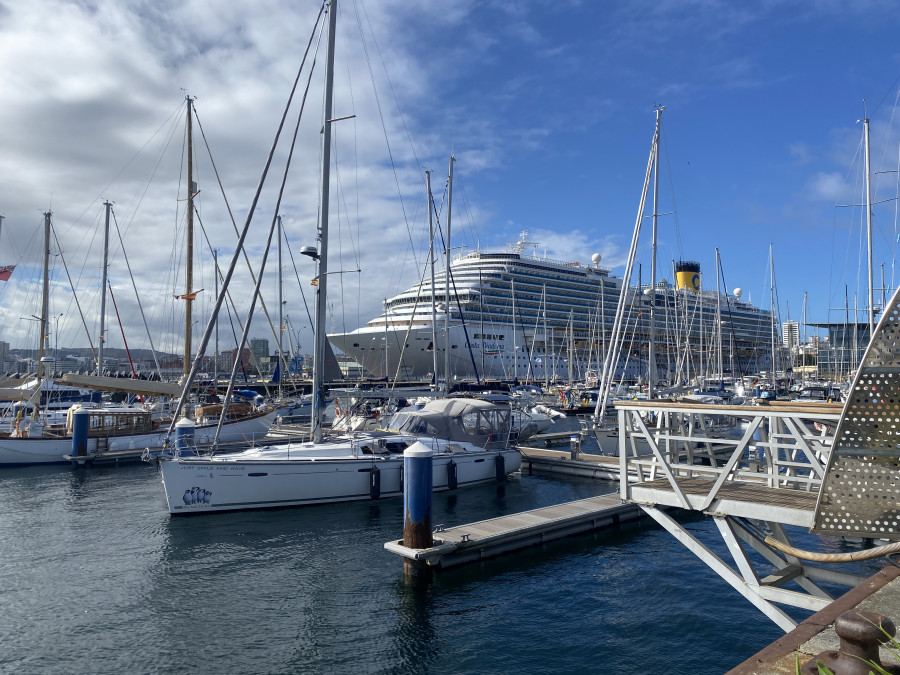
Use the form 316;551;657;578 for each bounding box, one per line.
387;412;442;437
461;411;493;435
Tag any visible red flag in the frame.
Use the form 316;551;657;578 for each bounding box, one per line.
0;265;15;282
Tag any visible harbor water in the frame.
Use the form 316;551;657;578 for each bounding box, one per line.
0;425;883;674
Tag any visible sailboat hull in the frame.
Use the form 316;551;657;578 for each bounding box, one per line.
0;410;276;466
159;446;522;514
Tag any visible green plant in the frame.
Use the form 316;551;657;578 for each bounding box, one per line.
794;650;835;674
856;620;900;675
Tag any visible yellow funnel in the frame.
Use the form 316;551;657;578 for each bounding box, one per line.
675;261;701;293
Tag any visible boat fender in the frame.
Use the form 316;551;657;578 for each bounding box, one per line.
447;459;458;490
369;465;381;500
495;453;506;482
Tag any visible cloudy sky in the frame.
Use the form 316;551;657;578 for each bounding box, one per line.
3;0;900;361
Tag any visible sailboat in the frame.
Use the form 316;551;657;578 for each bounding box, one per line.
154;0;521;514
0;105;276;467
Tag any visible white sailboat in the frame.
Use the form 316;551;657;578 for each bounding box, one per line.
0;106;275;467
154;0;521;514
161;397;521;513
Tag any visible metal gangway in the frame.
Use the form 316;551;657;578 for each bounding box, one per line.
610;344;900;634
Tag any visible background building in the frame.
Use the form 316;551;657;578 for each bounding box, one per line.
782;320;799;349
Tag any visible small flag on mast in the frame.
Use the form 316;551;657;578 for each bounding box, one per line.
174;289;204;300
0;265;15;282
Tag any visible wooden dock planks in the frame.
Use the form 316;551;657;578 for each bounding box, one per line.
384;493;643;569
630;476;818;527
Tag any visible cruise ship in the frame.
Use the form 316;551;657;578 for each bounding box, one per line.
327;234;775;384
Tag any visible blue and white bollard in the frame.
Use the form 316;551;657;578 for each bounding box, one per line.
71;408;89;458
403;444;433;577
175;417;196;457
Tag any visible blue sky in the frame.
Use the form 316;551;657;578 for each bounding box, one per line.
2;0;900;356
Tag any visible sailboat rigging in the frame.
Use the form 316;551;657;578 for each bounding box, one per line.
153;0;522;514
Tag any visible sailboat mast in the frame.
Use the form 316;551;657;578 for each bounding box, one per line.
310;0;337;443
770;243;777;392
648;105;663;398
542;283;549;389
33;211;51;420
97;201;111;375
183;95;195;379
863;109;875;337
213;248;219;386
277;215;283;400
715;248;723;386
444;155;454;395
426;170;438;386
512;277;517;381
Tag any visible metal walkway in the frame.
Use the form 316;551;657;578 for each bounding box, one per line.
609;398;868;631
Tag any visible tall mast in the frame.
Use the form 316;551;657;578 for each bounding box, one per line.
310;0;337;442
648;105;664;398
33;212;51;421
480;269;485;377
863;106;875;338
542;284;548;389
600;276;606;383
383;298;389;379
213;248;219;387
183;95;195;379
277;215;283;400
97;201;111;375
444;155;454;395
426;170;438;387
715;247;723;387
512;277;517;381
770;243;777;391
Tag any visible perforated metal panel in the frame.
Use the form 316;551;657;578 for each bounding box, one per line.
811;294;900;539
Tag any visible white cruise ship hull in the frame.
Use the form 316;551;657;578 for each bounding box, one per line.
328;323;648;381
160;445;522;514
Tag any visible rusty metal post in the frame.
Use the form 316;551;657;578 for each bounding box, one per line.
402;446;433;577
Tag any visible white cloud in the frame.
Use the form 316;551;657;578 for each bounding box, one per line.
809;171;851;203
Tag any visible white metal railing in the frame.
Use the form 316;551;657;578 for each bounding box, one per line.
610;400;841;510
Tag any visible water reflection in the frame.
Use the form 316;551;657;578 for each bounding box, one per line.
391;574;439;673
